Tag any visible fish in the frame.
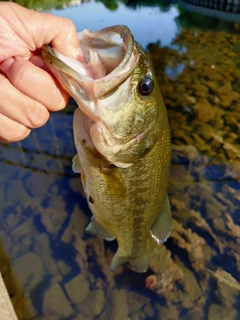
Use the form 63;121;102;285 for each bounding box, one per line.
42;25;171;272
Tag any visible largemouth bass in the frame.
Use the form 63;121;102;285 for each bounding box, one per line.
42;25;171;272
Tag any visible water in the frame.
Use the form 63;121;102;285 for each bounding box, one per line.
0;0;240;319
50;2;179;48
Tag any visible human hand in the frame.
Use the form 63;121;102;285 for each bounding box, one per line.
0;2;80;142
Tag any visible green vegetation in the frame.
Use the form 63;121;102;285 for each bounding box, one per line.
0;0;73;10
95;0;174;11
176;7;238;32
1;0;174;11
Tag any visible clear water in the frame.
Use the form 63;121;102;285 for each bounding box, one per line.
1;1;240;319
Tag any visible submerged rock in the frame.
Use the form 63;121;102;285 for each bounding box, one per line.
65;274;90;304
208;304;237;320
99;289;129;320
77;289;105;317
43;283;74;318
1;26;240;320
13;252;45;296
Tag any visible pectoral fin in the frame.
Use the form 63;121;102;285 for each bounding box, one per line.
72;154;81;173
100;166;127;199
151;193;172;244
85;217;115;241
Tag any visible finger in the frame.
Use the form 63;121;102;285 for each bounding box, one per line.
0;73;50;128
1;57;69;112
46;17;82;59
0;112;30;143
6;3;81;59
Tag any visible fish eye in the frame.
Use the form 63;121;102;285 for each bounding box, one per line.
139;76;154;96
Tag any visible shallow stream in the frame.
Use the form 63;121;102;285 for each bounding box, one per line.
1;1;240;319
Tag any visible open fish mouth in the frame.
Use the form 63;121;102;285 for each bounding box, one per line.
42;25;139;99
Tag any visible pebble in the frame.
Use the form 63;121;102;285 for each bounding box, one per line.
194;99;214;122
208;304;237;320
99;289;129;320
43;283;74;318
57;260;71;276
65;274;90;304
13;252;45;296
213;217;226;232
40;196;67;235
126;291;149;314
77;289;105;317
6;180;29;203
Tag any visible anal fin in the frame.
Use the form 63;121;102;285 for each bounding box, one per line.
86;217;115;241
110;250;149;273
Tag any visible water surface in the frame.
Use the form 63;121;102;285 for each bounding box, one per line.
1;1;240;319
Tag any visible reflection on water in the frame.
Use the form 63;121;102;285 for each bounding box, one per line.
50;1;179;49
165;63;185;79
0;0;175;11
1;1;240;319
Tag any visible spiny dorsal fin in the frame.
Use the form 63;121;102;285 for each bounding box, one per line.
151;193;172;244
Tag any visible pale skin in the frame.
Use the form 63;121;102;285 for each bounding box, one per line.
0;2;80;142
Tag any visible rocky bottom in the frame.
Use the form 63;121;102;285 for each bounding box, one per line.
0;27;240;320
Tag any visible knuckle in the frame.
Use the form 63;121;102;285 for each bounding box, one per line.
27;101;49;128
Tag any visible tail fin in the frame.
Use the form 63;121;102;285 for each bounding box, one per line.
110;250;149;273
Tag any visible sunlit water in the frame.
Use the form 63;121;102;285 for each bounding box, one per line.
1;1;240;319
50;2;179;48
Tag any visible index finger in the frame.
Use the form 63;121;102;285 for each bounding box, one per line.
37;14;81;59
